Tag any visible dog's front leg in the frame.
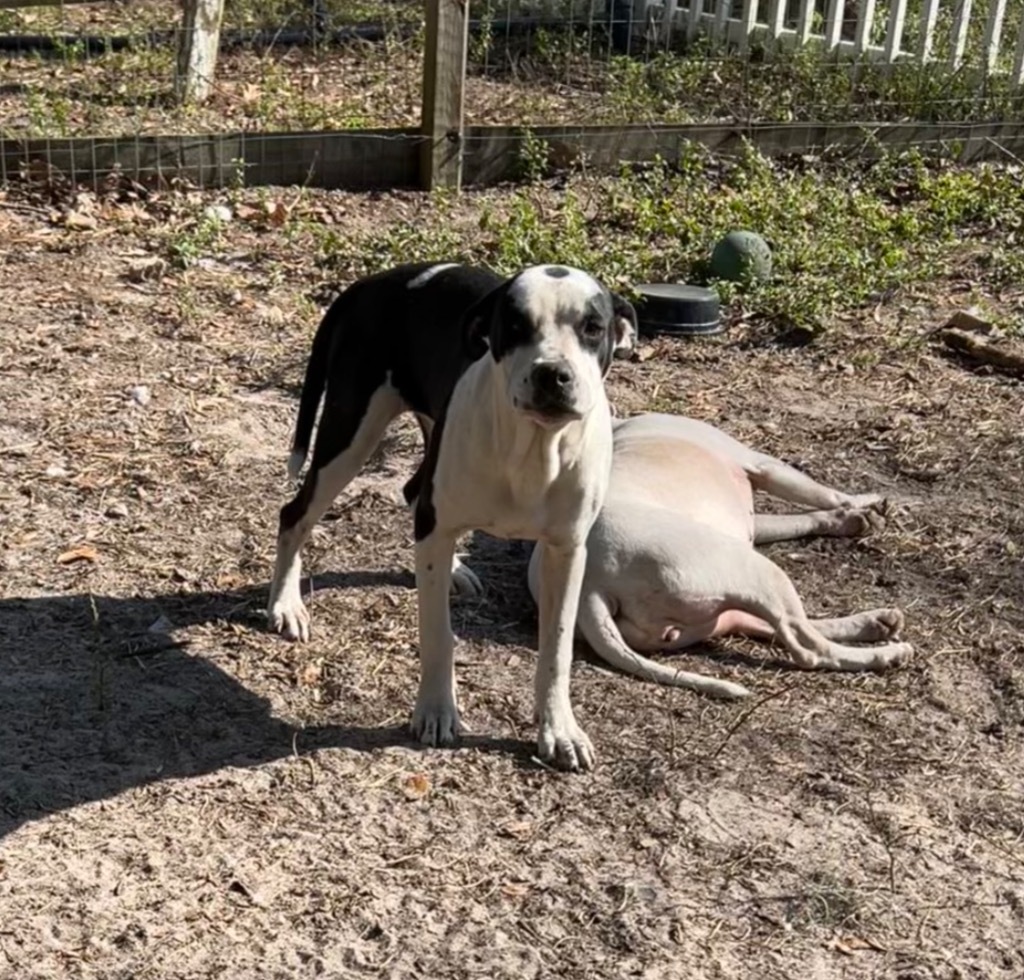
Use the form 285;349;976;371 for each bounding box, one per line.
534;540;594;771
410;530;461;746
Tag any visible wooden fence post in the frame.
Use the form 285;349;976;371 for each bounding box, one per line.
420;0;469;190
176;0;225;104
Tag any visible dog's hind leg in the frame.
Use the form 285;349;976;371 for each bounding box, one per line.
753;506;884;544
735;553;912;672
707;607;904;644
746;455;885;514
268;383;404;641
810;608;905;643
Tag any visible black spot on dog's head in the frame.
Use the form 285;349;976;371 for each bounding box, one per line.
461;267;638;372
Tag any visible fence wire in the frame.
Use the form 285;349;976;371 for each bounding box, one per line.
0;0;1023;191
0;0;424;139
467;0;1024;125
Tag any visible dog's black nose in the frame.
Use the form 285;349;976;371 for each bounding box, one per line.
532;362;573;394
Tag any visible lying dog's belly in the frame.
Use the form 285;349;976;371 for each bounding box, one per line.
608;437;754;542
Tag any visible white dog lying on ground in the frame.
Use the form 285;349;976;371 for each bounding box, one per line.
528;413;912;699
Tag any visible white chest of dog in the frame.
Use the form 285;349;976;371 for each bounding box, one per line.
410;265;635;771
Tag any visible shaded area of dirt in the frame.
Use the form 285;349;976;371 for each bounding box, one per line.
0;195;1022;979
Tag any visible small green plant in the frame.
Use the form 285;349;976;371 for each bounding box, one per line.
167;212;227;267
516;129;552;183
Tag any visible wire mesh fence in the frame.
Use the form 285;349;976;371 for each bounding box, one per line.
0;0;1022;190
0;0;424;137
466;0;1024;126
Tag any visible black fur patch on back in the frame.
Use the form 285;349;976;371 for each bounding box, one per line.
544;265;570;278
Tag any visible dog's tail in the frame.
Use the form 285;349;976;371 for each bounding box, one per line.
286;304;336;481
577;592;750;699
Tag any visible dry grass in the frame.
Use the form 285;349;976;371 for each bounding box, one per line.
0;181;1023;979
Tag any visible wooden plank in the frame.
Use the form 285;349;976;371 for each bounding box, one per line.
460;121;1024;185
854;0;877;54
420;0;469;190
718;16;902;57
712;0;731;43
737;0;759;52
824;0;844;49
175;0;224;104
981;0;1008;71
4;122;1024;193
883;0;907;62
686;0;703;39
950;0;974;69
1014;4;1024;85
0;0;100;7
768;0;786;39
917;0;941;61
635;0;653;46
0;129;420;191
661;0;679;43
688;13;913;55
796;0;816;44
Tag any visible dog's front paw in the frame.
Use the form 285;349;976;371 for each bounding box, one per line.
267;593;311;642
450;556;483;597
410;694;462;747
537;710;595;772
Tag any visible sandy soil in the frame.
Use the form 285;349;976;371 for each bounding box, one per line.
0;185;1023;979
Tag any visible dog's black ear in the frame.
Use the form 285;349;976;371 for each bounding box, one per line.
461;282;507;361
610;293;638;359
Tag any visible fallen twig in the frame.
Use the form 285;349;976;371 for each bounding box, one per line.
0;201;52;219
940;328;1024;376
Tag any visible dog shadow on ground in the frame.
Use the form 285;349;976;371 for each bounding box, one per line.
1;532;788;842
0;560;529;842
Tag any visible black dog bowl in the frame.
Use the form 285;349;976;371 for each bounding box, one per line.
633;283;723;337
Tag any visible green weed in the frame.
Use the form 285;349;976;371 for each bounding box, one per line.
316;144;1023;335
167;211;227;267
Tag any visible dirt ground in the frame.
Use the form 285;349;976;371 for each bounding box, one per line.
1;186;1023;980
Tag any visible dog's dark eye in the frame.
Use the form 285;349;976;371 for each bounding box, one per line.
580;319;604;339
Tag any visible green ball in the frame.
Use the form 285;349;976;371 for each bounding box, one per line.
709;230;773;283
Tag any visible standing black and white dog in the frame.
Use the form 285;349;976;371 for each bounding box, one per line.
268;262;635;770
268;262;503;641
409;266;635;771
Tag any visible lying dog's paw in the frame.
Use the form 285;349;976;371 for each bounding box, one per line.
838;505;886;537
450;556;483;598
847;492;888;515
536;710;595;772
267;593;311;642
869;641;913;670
867;607;905;640
410;694;462;747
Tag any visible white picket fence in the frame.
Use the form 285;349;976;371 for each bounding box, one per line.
634;0;1024;83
